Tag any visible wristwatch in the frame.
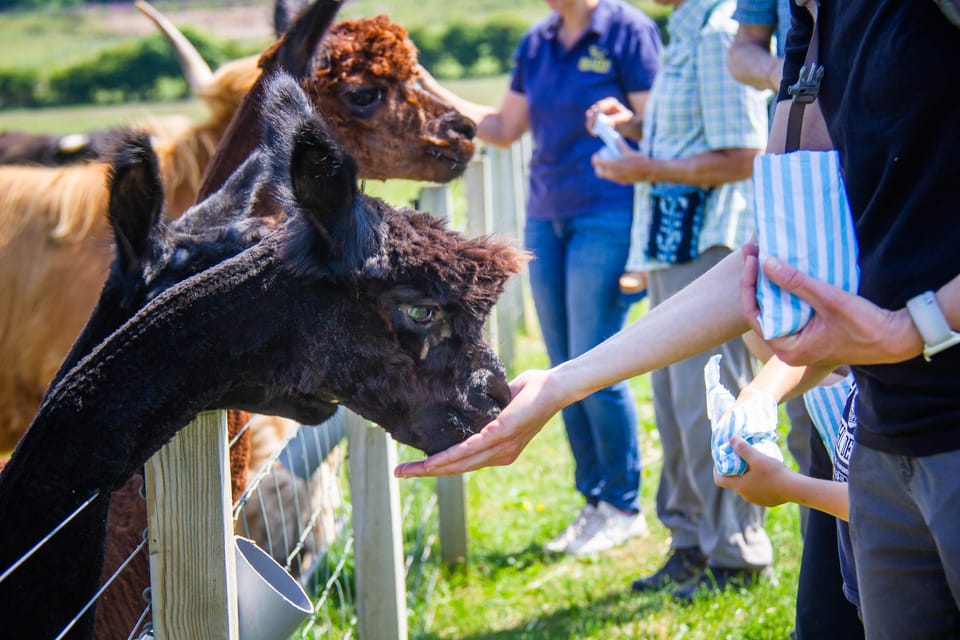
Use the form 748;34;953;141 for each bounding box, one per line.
905;291;960;361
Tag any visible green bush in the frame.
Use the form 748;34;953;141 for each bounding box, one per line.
0;68;39;108
38;27;258;107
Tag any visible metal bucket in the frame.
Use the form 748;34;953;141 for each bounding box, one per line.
234;536;314;640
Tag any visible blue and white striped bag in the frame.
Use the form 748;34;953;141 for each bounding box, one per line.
704;354;783;476
753;150;859;339
801;373;855;466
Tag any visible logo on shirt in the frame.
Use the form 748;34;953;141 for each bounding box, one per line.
578;45;612;74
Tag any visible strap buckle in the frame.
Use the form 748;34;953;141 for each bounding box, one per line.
787;63;825;104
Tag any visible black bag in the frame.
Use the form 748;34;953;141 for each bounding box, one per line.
645;184;711;264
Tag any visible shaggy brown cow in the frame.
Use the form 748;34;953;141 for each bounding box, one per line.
0;71;519;639
0;1;477;454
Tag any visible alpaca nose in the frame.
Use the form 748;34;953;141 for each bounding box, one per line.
470;347;511;410
445;111;477;140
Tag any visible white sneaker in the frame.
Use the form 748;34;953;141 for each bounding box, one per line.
567;501;649;556
544;504;597;553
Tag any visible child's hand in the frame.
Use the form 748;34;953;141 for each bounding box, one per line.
714;436;796;507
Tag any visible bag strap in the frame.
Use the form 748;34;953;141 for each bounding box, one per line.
784;1;825;152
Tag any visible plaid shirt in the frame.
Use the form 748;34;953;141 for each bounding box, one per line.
626;0;769;271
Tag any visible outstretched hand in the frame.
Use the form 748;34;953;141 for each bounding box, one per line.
394;369;567;477
740;245;920;368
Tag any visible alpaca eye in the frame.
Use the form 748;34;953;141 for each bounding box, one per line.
406;305;434;324
347;88;381;111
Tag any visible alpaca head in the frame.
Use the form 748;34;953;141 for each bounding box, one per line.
73;71;524;455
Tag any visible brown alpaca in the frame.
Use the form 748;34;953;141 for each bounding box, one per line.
0;0;477;454
0;71;520;639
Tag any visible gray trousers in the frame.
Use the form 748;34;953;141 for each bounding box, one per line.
849;442;960;639
648;247;773;570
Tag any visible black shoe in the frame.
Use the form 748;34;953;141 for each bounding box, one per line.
671;566;770;604
631;546;707;593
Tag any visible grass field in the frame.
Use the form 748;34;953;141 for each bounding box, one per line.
400;317;803;640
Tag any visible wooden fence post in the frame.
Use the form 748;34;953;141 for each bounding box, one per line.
418;177;472;571
346;411;408;640
145;410;239;640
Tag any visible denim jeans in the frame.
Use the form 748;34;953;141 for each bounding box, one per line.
524;210;641;513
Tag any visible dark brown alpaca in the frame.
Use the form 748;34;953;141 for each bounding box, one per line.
0;71;521;640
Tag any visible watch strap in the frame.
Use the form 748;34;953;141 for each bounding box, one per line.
906;291;960;361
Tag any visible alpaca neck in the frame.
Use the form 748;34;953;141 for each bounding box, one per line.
0;238;309;638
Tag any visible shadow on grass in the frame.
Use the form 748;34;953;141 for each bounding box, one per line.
418;585;673;640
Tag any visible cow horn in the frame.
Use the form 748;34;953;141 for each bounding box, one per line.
135;0;214;94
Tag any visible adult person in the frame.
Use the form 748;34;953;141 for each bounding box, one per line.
417;0;662;556
585;0;772;601
727;0;791;92
400;2;960;635
728;0;818;524
727;1;861;636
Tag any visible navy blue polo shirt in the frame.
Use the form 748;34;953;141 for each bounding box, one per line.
510;0;661;220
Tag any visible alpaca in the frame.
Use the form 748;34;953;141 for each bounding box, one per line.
0;0;478;453
0;71;522;639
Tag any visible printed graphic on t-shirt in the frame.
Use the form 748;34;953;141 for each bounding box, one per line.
578;45;612;74
833;386;859;484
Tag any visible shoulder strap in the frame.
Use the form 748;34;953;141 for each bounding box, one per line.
784;1;831;152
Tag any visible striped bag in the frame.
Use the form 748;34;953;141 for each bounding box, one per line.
753;150;859;339
801;373;855;466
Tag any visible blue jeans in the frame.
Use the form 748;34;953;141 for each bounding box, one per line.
525;210;641;513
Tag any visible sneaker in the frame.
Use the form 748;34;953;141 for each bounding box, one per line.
631;546;707;593
671;566;772;604
567;501;649;556
544;504;597;553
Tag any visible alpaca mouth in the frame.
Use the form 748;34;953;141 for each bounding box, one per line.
428;146;470;172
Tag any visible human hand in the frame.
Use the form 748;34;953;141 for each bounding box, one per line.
713;436;795;508
394;369;566;477
591;148;656;184
585;97;634;134
740;251;920;368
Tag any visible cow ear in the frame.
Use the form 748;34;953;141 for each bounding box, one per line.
107;134;164;276
274;0;343;78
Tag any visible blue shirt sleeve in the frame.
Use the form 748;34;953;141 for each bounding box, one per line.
509;32;532;95
617;19;662;93
733;0;777;27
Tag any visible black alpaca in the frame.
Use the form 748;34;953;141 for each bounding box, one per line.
0;73;523;639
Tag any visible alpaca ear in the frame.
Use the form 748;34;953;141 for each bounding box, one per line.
107;134;164;276
290;118;373;276
275;0;343;78
273;0;310;37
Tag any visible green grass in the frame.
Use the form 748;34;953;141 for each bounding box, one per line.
396;310;802;639
0;9;131;71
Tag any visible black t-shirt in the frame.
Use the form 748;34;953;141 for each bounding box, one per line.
780;1;960;456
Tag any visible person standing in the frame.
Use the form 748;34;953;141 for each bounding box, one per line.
399;0;960;633
589;0;772;600
417;0;662;555
727;2;863;636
